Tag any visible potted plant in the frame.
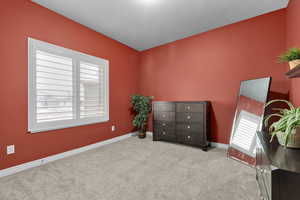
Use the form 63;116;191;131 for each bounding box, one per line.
131;94;153;139
279;48;300;70
264;100;300;148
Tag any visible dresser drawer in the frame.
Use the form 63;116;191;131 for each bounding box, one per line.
177;134;202;146
176;103;204;113
176;113;203;123
153;102;175;112
154;112;175;121
155;128;176;141
175;123;203;134
154;121;175;130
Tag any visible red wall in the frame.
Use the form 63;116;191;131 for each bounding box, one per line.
287;0;300;106
0;0;139;170
139;10;289;144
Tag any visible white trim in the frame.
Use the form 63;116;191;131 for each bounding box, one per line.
0;132;135;178
211;142;229;149
146;132;228;149
146;131;153;137
28;38;109;133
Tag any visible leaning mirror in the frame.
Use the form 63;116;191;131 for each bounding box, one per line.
228;77;271;166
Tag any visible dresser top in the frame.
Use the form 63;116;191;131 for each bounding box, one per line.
258;131;300;174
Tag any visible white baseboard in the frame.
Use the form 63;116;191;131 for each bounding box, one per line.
146;131;153;136
146;131;228;149
0;132;135;178
211;142;229;149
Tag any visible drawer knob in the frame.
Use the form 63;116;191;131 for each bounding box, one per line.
162;123;166;126
187;125;191;129
162;131;166;135
162;114;166;118
187;135;191;139
187;106;191;110
187;116;191;119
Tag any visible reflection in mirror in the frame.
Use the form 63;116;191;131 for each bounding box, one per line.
228;77;271;167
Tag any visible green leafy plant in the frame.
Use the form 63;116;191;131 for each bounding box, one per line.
131;94;153;133
264;100;300;146
278;48;300;63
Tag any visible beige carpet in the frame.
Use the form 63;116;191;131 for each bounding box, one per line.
0;136;259;200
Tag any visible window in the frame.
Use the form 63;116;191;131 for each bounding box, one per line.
28;38;109;133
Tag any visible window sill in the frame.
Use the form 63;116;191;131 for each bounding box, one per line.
28;117;109;133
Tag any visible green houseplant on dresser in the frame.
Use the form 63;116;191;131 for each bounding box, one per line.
264;100;300;148
131;94;153;139
279;48;300;70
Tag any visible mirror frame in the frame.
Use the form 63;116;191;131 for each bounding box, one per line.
228;77;272;167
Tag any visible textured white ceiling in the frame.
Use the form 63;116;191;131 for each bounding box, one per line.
32;0;289;51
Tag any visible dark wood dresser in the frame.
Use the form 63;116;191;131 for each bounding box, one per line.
153;101;210;151
256;132;300;200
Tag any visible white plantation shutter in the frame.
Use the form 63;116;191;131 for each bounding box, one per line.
36;50;74;123
80;62;105;119
29;38;109;133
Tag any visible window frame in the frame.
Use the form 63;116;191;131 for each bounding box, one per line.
28;38;109;133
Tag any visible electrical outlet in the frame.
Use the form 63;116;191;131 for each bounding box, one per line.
7;145;15;155
112;125;116;131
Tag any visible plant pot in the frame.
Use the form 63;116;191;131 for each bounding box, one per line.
138;130;146;139
276;127;300;148
289;59;300;70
